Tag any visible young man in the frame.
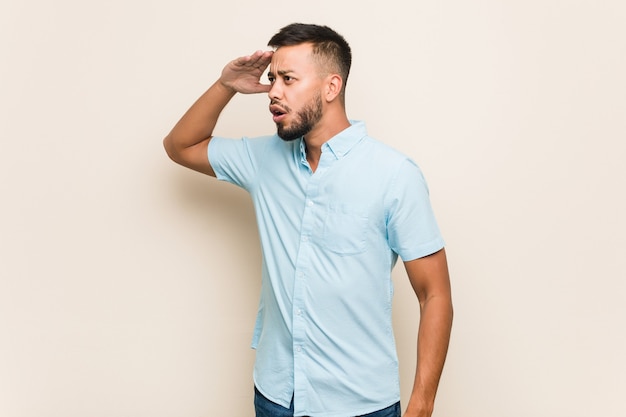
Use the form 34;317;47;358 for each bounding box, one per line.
164;23;453;417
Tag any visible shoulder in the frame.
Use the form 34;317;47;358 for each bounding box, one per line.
210;133;296;156
358;136;421;174
210;133;280;147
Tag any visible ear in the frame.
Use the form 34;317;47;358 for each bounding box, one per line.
324;74;343;102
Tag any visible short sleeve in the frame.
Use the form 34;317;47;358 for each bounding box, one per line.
208;136;262;190
386;159;445;261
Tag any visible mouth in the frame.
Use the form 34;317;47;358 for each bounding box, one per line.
269;103;288;123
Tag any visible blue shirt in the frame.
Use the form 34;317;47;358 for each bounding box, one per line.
209;121;444;417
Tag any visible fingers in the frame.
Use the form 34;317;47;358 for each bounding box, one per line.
221;50;273;94
235;50;273;70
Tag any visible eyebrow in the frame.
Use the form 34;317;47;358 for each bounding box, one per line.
268;69;295;77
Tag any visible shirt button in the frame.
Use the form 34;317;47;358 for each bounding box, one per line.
307;200;314;207
296;346;302;352
297;272;304;278
302;236;309;242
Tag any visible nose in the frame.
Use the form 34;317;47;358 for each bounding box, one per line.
268;80;282;101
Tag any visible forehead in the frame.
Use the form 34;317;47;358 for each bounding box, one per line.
270;43;316;74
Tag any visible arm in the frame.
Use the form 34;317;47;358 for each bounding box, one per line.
163;50;274;176
403;248;453;417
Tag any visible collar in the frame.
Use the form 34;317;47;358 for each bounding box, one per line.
322;120;368;159
298;120;367;164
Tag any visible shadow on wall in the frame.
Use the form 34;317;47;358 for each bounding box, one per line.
166;167;260;247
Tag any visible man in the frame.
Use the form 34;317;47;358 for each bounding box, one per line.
164;23;453;417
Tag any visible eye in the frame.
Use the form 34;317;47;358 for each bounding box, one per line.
268;75;275;84
283;75;294;84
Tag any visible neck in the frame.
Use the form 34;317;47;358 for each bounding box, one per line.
304;113;350;172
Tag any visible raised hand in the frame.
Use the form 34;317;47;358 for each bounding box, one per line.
164;49;274;176
219;50;274;94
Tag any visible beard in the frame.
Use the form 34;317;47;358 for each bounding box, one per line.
276;92;323;142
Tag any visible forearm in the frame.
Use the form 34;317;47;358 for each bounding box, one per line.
406;295;453;417
163;80;235;158
163;50;272;174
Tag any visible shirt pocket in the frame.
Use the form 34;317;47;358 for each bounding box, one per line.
322;204;368;255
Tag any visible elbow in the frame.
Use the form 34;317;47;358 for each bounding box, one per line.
163;134;181;163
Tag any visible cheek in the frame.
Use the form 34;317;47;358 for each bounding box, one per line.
291;86;320;107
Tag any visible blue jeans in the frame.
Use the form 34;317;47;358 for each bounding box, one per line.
254;387;401;417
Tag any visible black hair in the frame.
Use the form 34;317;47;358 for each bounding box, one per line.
268;23;352;98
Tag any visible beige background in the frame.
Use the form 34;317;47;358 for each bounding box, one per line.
1;0;625;416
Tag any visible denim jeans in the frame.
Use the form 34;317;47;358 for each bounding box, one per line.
254;386;401;417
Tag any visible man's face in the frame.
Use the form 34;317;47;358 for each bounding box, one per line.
268;43;324;141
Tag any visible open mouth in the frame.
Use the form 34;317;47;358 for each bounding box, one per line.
270;104;288;123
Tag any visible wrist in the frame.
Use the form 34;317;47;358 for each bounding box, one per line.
216;79;238;96
405;394;435;417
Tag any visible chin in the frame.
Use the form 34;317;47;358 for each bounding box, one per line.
277;132;300;142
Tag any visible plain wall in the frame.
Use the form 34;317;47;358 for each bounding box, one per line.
1;0;625;416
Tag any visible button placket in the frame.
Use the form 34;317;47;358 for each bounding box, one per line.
292;146;335;413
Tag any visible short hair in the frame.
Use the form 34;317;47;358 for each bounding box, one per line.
268;23;352;98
